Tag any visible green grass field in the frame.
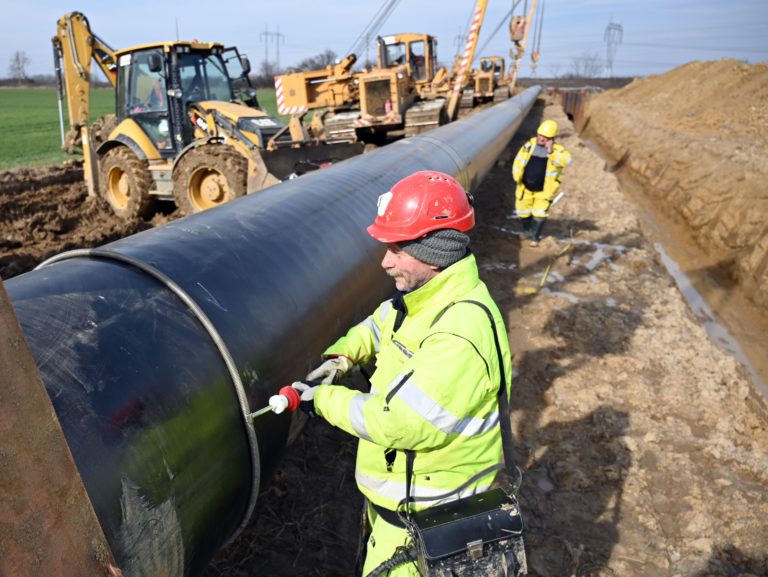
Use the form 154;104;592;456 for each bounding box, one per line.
0;87;115;169
0;87;283;170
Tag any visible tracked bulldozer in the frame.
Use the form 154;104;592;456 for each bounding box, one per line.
53;12;361;219
274;0;489;144
276;32;446;142
461;56;511;109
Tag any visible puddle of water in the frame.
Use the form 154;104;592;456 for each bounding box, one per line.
480;262;518;271
539;287;580;303
654;243;768;397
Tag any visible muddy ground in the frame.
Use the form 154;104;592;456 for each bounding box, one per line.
2;61;767;577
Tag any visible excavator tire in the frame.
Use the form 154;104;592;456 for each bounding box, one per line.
99;147;155;220
173;144;247;215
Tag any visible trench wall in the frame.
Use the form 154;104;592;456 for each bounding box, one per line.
577;60;768;309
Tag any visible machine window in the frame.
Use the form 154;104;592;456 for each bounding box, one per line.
179;52;234;104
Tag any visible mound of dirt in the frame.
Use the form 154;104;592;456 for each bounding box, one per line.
581;59;768;309
0;162;175;279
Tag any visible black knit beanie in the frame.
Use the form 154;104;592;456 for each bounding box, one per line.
400;229;470;268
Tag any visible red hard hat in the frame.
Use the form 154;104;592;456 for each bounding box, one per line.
367;171;475;243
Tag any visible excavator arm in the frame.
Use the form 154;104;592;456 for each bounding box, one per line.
52;11;117;195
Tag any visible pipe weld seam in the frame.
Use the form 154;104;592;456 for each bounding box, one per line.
36;248;260;543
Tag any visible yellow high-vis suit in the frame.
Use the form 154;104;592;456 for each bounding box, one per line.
313;254;512;576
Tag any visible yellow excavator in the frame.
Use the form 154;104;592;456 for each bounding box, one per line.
53;12;361;219
274;0;489;143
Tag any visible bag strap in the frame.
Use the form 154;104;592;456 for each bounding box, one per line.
402;299;521;516
457;299;520;490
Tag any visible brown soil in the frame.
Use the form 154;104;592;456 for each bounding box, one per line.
2;61;767;577
581;59;768;311
0;162;176;278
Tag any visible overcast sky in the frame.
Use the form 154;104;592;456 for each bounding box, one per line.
3;0;767;79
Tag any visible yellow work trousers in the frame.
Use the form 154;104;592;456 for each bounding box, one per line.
515;184;552;219
362;503;420;577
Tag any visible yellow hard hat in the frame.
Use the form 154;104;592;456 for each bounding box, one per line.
537;120;558;138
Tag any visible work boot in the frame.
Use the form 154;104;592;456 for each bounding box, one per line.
529;218;546;247
520;218;532;239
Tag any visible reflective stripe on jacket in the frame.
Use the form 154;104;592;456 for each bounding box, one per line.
313;254;512;511
512;137;572;200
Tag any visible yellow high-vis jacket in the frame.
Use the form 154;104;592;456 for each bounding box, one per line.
313;254;512;512
512;137;572;200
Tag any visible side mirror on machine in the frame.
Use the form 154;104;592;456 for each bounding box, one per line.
148;53;163;73
240;56;251;76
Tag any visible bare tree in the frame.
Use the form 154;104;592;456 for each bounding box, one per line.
9;51;31;84
570;51;603;78
548;64;562;78
260;60;277;78
294;49;338;71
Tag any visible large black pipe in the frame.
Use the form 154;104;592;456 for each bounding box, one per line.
5;86;540;576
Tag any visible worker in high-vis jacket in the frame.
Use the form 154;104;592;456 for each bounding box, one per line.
512;119;572;247
271;171;512;576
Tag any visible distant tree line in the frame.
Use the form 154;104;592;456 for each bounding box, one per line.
3;50;112;87
248;49;340;87
3;47;619;89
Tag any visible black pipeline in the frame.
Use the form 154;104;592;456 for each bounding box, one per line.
5;86;540;577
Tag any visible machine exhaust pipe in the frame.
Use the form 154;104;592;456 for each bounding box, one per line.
4;86;540;576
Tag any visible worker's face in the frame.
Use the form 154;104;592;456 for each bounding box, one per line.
381;244;439;293
537;133;554;152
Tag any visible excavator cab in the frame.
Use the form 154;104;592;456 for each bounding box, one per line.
377;34;437;85
116;48;172;153
472;56;509;104
114;44;263;157
222;47;259;108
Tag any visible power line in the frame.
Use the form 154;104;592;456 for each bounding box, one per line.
260;25;285;70
346;0;401;64
604;18;623;77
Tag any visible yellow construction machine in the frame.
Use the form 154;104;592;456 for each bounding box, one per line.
460;56;511;109
53;12;361;219
276;32;442;142
274;0;488;143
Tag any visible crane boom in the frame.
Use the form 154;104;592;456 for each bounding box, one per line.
509;0;540;88
446;0;489;121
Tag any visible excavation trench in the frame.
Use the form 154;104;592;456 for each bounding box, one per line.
611;164;768;399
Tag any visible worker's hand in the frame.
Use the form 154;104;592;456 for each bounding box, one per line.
305;355;354;385
291;381;319;416
268;394;290;415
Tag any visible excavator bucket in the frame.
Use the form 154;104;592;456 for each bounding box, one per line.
260;142;365;180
